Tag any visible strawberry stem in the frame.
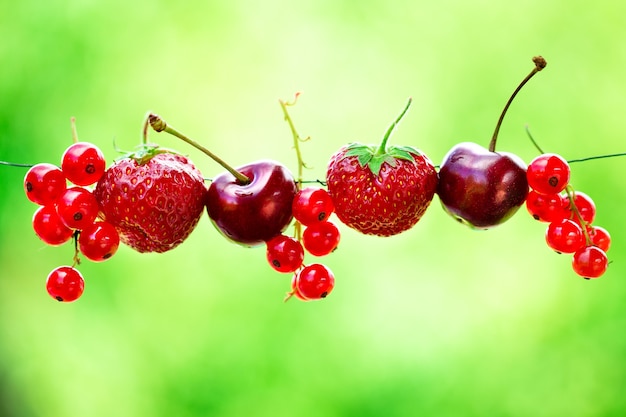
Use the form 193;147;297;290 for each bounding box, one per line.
489;56;547;152
148;113;251;185
376;97;412;155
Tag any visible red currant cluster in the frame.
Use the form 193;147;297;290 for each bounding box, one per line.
526;153;610;279
24;141;120;302
265;187;340;301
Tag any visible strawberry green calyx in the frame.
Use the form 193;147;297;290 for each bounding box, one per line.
343;97;417;176
115;144;175;165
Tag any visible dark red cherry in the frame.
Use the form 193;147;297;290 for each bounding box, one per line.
206;160;297;247
437;142;528;229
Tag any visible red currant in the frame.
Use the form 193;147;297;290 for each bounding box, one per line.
78;221;120;262
32;205;74;246
292;187;334;226
55;186;100;230
527;153;570;195
46;266;85;302
265;235;305;273
588;225;611;252
567;191;596;226
302;221;340;256
525;191;569;223
293;263;335;300
24;163;67;205
61;142;106;186
545;219;585;254
572;246;608;279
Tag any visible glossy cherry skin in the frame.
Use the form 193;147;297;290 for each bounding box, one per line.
206;160;297;247
437;142;529;229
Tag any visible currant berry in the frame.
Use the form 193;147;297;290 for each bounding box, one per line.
588;225;611;252
293;263;335;300
266;235;305;273
545;219;585;254
567;191;596;226
302;221;340;256
24;163;67;205
525;190;569;223
78;221;120;262
61;142;106;186
46;266;85;302
55;186;100;230
572;246;608;279
32;205;74;246
527;153;570;195
292;187;335;226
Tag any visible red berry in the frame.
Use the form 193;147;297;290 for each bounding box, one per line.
302;221;341;256
78;221;120;262
24;163;67;205
292;187;334;226
265;235;304;273
567;191;596;226
46;266;85;302
61;142;106;186
527;153;570;195
525;190;569;223
94;152;207;253
545;219;585;254
327;145;437;236
572;246;608;279
55;186;99;230
588;225;611;252
293;263;335;300
32;205;74;246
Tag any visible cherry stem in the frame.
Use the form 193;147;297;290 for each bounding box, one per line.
70;117;79;143
489;56;547;152
72;230;81;267
376;97;412;155
279;93;308;188
147;113;251;185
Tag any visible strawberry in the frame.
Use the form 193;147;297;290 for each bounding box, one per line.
94;148;207;253
326;99;438;236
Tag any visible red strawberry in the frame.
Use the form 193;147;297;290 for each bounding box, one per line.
94;149;207;253
326;99;438;236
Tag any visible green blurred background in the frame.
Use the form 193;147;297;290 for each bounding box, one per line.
1;1;625;416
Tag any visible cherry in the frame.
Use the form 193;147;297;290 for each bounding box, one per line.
24;163;67;205
572;246;608;279
46;266;85;302
588;225;611;252
78;221;120;262
32;205;74;246
526;190;569;223
302;221;340;256
292;187;334;226
61;142;106;186
55;186;100;230
437;57;546;229
265;234;304;273
206;160;298;247
545;219;585;254
292;263;335;300
527;153;570;194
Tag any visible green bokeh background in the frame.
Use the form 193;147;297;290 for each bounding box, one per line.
1;1;625;416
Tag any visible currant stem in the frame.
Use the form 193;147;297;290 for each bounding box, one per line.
279;93;308;188
70;117;79;143
489;56;547;152
377;97;412;155
148;113;251;185
564;184;592;245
